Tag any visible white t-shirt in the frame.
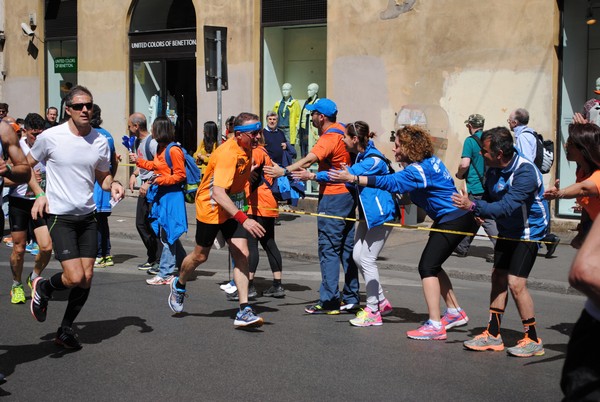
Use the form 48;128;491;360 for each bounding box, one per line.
29;122;110;215
9;137;46;199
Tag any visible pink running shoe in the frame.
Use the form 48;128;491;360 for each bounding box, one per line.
349;307;383;327
406;320;447;340
441;309;469;330
378;299;393;316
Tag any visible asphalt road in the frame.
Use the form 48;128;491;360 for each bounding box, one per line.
0;236;584;401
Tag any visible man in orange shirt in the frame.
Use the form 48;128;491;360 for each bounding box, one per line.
168;112;266;328
265;98;359;314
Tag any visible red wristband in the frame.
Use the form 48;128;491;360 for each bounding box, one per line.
233;210;248;225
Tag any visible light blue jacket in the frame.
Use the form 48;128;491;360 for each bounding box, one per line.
146;184;187;245
346;142;396;229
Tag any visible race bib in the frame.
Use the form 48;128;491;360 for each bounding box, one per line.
229;191;248;212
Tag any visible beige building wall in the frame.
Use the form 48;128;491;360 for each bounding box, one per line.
0;0;560;187
196;0;261;127
1;0;44;117
327;0;558;185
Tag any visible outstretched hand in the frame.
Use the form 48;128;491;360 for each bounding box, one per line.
328;166;352;183
451;190;473;211
543;179;560;200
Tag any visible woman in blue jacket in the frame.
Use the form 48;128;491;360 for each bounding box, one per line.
330;125;478;340
294;121;396;326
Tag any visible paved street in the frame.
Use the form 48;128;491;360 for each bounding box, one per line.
0;197;585;400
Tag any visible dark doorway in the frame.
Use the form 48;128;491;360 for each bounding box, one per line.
167;59;197;152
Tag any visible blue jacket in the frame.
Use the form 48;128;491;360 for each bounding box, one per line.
344;141;396;229
475;154;548;240
369;156;467;223
146;184;188;245
93;127;116;213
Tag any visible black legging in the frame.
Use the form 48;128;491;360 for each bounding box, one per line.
418;212;479;278
247;215;282;274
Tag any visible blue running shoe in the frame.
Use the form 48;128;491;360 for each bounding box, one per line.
234;306;264;328
168;277;186;313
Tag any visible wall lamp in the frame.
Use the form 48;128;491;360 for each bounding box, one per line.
586;6;597;25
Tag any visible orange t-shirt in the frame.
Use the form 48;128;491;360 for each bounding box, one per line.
577;169;600;220
310;122;350;195
136;145;186;186
246;146;278;218
195;137;251;224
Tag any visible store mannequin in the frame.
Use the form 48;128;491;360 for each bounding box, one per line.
581;77;600;126
298;83;320;157
273;83;300;144
149;91;178;128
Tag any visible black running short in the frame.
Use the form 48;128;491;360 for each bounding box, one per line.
47;212;97;261
493;238;539;278
8;196;47;232
195;219;246;248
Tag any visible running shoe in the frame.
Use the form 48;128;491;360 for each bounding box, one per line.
3;236;13;248
25;242;39;254
54;326;82;349
146;275;173;285
103;256;114;267
262;284;285;298
463;330;504;351
379;298;393;316
219;279;235;291
339;301;359;313
304;302;340;315
168;277;186;313
26;273;33;290
234;306;264;328
147;265;160;276
406;320;447;340
349;307;383;327
30;277;49;322
10;284;26;304
137;262;154;271
506;336;545;357
226;290;239;301
248;284;258;299
94;257;105;268
224;283;238;295
544;234;560;259
441;309;469;330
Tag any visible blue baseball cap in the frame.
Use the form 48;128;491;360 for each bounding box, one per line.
305;98;338;117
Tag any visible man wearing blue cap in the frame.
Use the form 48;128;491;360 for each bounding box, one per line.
265;98;359;314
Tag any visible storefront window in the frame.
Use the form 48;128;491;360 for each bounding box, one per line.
46;40;77;121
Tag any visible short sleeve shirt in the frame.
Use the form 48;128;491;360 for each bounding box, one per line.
29;122;110;215
246;146;278;218
195;137;251;224
577;169;600;220
461;131;485;195
310;122;350;195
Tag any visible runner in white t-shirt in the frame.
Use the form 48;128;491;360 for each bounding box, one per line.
28;86;124;349
5;113;52;305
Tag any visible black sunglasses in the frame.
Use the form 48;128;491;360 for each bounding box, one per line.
68;102;93;111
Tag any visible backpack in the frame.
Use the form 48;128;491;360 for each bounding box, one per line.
523;129;554;174
164;143;201;203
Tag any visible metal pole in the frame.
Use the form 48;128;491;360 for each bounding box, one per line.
216;30;223;144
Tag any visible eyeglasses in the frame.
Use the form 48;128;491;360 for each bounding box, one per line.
68;102;93;111
245;130;262;137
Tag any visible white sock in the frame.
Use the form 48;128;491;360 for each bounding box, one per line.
429;320;442;329
12;280;21;287
447;307;460;315
30;272;39;280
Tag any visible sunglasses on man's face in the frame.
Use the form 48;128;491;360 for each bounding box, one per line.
69;102;93;111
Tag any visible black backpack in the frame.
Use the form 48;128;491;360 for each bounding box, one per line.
522;129;554;174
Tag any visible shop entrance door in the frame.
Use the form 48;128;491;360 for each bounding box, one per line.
132;58;197;153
